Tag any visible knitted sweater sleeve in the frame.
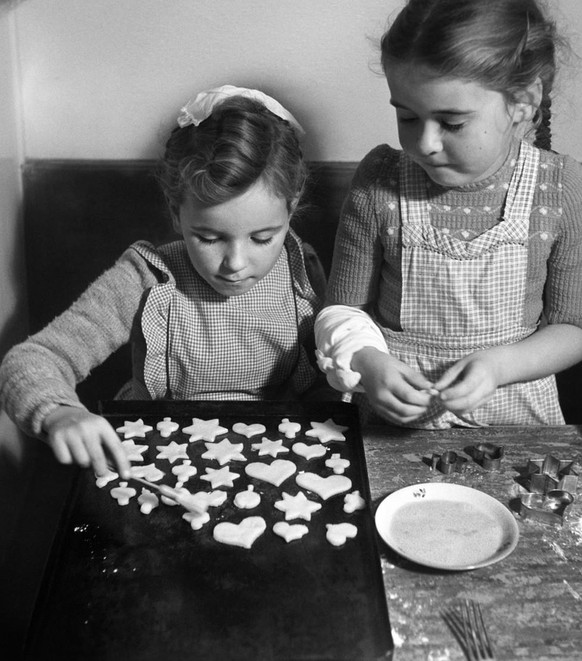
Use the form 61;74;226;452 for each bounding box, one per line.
544;155;582;328
0;245;159;437
326;145;400;306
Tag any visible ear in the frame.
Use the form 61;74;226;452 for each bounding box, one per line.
171;206;182;234
512;77;543;123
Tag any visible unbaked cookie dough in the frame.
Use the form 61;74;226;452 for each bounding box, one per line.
292;442;327;461
251;437;289;458
343;490;366;513
278;418;301;439
156;417;180;438
201;466;240;489
232;422;266;438
121;440;148;462
305;418;348;444
171;460;198;483
245;459;296;487
274;491;322;521
325;453;350;475
213;516;267;549
131;463;165;482
201;439;246;465
110;482;137;506
138;487;159;514
234;485;261;509
325;522;358;546
273;521;309;543
156;441;190;464
182;418;228;442
295;472;352;500
116;419;153;439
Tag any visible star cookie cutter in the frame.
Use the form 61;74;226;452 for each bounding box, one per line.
471;442;505;471
431;450;467;474
526;454;578;494
519;489;574;526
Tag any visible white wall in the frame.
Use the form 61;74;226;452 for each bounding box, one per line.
0;5;26;356
12;0;582;162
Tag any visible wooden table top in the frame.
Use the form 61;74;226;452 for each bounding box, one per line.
363;424;582;661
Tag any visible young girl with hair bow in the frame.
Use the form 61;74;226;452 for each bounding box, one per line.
316;0;582;429
0;85;326;477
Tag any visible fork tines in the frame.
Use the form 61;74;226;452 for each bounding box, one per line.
460;598;496;661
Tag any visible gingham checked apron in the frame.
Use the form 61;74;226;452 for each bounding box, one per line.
131;230;318;401
381;140;564;427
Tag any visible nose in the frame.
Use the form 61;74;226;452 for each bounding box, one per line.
416;121;443;156
222;242;247;273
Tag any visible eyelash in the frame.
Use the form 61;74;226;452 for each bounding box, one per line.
398;117;466;133
195;236;275;246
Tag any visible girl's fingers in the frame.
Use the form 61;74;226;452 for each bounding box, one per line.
101;435;131;479
50;437;75;465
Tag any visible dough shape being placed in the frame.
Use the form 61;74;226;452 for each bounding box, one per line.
292;442;327;461
273;521;309;543
295;473;352;500
156;441;190;464
183;510;211;530
278;418;301;439
305;418;348;444
95;468;118;488
131;463;165;482
251;437;289;458
213;516;267;549
201;466;240;489
201;439;246;465
232;422;266;438
121;440;148;462
182;418;228;442
116;419;153;439
156;417;180;438
138;488;159;514
234;485;261;509
245;459;296;487
110;482;137;506
325;453;350;475
326;522;358;546
274;491;322;521
344;490;366;513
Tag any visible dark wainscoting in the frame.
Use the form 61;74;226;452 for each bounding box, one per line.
21;159;582;422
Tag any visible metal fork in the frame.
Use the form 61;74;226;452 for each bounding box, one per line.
444;599;496;661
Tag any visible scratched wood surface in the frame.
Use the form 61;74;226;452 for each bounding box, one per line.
363;424;582;661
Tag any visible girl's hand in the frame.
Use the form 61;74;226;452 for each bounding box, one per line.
353;348;435;424
42;405;131;479
434;351;501;414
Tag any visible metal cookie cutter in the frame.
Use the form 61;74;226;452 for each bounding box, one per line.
526;454;578;494
519;489;574;526
472;442;505;471
431;450;467;474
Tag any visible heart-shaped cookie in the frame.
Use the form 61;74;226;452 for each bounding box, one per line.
245;459;296;486
292;442;327;461
273;521;309;543
213;516;267;549
325;522;358;546
232;422;266;438
295;472;352;500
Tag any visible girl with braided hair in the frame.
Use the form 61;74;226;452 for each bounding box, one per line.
316;0;582;428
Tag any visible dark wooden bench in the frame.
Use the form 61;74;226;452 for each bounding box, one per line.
21;159;582;422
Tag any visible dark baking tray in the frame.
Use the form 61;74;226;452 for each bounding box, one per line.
24;400;393;661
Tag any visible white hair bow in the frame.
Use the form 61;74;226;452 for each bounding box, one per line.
177;84;304;137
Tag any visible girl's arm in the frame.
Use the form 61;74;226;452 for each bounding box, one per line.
0;247;157;475
435;323;582;413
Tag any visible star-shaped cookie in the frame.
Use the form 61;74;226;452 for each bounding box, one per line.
274;491;322;521
251;437;289;458
116;418;153;439
305;418;348;443
200;466;240;489
201;439;246;466
121;439;148;462
155;441;190;463
182;418;228;442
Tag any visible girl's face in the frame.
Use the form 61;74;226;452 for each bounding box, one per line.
176;179;291;297
386;63;524;187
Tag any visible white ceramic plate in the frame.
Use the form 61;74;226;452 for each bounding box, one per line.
375;482;519;570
